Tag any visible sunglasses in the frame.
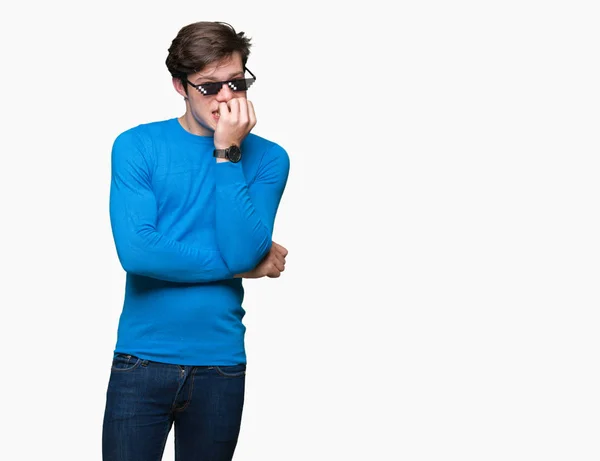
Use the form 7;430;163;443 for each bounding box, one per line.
184;67;256;96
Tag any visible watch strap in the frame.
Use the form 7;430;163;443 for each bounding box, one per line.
213;148;228;159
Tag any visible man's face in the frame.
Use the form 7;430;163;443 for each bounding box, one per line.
177;52;247;136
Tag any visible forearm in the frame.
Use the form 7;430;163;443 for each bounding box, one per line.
110;201;233;284
214;162;272;274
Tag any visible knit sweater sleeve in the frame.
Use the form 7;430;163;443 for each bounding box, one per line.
109;130;233;283
214;143;290;274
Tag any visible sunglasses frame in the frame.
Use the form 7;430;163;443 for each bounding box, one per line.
184;67;256;96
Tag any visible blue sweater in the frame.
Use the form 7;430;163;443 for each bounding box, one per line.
109;118;290;365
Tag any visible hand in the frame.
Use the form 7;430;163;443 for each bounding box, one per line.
235;241;288;279
214;98;257;150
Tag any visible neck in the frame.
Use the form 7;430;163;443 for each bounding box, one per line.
179;112;212;137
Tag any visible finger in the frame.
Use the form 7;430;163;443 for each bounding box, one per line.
267;256;284;271
272;241;288;256
227;98;240;123
237;98;249;125
247;100;257;130
218;102;230;118
274;243;288;257
272;253;285;266
269;243;279;256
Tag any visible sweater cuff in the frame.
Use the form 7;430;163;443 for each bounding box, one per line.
214;161;246;187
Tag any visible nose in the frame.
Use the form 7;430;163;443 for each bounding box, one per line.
215;83;235;102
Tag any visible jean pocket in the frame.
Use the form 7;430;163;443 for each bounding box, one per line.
215;363;246;377
111;353;142;372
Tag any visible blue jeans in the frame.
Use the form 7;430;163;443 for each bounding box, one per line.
102;354;246;461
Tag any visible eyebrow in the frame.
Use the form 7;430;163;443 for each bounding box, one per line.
194;71;244;84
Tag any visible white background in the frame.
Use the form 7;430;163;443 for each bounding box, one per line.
1;1;599;460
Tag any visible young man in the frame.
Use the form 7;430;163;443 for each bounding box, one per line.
102;21;290;461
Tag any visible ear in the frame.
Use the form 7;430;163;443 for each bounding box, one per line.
173;77;188;99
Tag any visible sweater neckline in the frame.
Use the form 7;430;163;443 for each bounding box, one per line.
170;117;215;145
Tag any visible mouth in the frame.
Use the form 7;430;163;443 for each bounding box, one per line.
212;110;220;121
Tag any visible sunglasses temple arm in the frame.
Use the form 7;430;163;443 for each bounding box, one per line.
245;67;256;80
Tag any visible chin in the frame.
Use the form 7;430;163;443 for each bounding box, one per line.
197;119;216;135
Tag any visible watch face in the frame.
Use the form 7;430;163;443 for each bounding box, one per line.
227;145;242;163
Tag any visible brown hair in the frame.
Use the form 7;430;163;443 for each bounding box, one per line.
166;21;252;85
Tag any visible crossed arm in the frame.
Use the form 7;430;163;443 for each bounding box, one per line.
109;130;289;283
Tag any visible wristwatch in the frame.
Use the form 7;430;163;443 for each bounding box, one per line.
213;144;242;163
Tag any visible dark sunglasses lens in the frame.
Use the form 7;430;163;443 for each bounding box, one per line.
226;78;255;92
197;82;221;95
